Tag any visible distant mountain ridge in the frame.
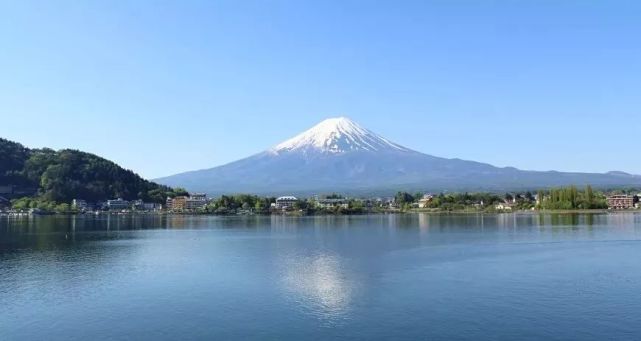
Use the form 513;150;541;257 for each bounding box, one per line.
155;117;641;195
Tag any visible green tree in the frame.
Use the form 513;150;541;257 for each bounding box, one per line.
586;185;594;209
395;192;415;205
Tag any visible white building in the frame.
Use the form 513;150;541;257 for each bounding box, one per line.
495;202;514;211
418;194;433;208
107;198;130;210
185;193;208;210
275;196;298;210
185;198;207;210
72;199;89;211
190;193;207;201
317;198;349;209
131;200;162;211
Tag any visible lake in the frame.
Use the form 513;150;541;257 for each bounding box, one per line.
2;213;641;340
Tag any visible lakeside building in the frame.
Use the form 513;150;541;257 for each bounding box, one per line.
317;198;349;209
495;201;514;211
132;200;144;210
72;199;89;211
606;195;634;210
166;193;208;211
132;200;163;211
374;197;394;209
275;196;298;210
388;199;400;209
170;196;187;210
107;198;130;210
189;193;207;200
165;197;174;210
474;200;485;209
185;193;208;210
418;194;433;208
495;195;518;211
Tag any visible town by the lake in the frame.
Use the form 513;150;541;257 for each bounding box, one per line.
2;183;640;216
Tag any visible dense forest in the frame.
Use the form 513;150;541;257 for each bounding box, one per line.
0;137;181;203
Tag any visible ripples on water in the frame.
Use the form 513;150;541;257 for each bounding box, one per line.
2;213;641;340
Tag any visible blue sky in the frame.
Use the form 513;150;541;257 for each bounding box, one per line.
1;0;640;178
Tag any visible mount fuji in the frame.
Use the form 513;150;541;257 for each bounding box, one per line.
155;117;640;195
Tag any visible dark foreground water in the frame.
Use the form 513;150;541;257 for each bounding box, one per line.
2;213;641;340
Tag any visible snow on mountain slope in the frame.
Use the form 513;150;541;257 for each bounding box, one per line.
271;117;411;154
155;117;641;195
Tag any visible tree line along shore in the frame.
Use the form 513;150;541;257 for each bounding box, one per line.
3;185;641;216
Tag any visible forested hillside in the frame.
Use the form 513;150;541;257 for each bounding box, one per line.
0;137;180;203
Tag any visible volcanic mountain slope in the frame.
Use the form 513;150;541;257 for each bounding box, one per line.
155;117;641;195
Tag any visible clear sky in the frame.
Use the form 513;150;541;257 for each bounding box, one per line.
1;0;640;179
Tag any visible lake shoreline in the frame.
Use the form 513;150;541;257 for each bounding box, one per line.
4;208;637;219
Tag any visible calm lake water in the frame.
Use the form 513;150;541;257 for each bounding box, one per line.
2;213;641;340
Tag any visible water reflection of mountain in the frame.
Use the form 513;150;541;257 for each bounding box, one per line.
4;213;641;340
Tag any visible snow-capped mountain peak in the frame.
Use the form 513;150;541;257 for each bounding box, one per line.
156;116;641;195
271;117;411;154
